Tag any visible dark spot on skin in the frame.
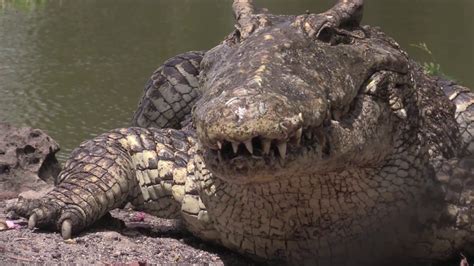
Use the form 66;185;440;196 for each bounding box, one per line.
24;145;36;154
151;74;166;88
316;27;334;43
28;157;40;165
29;130;41;138
148;158;158;169
180;60;199;76
0;164;10;174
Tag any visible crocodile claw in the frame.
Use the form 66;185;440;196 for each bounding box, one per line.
28;213;38;230
13;201;84;240
7;196;81;238
61;219;72;240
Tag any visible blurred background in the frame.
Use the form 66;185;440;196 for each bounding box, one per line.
0;0;473;161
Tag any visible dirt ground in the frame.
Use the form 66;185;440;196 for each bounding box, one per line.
0;197;255;265
0;195;469;265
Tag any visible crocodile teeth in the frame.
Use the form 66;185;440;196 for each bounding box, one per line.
244;140;253;154
262;138;271;155
231;141;239;154
277;142;287;160
295;128;302;146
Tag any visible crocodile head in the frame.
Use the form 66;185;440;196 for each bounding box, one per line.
193;2;410;184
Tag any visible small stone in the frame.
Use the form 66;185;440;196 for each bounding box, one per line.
102;231;122;241
436;171;450;183
18;187;54;200
0;221;8;231
64;239;77;244
130;212;146;222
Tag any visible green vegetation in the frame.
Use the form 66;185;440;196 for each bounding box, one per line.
0;0;47;12
410;42;452;79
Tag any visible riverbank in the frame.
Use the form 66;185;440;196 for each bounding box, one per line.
0;122;251;264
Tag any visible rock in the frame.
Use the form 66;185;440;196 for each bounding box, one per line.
102;231;123;242
18;186;54;200
0;122;61;195
0;220;8;231
0;191;18;201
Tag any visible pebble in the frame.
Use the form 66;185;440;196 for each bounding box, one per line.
0;220;8;231
102;231;122;241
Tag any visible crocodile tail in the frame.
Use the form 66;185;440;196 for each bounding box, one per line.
132;51;205;129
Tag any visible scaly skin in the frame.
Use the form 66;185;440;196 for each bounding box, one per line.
13;128;197;237
7;0;473;265
132;51;204;129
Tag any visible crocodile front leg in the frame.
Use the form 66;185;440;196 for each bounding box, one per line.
8;127;196;239
132;51;204;129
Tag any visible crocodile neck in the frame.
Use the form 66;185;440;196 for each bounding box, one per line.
193;138;441;262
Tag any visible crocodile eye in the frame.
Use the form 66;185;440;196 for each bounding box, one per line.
316;26;353;45
316;26;335;43
230;28;242;44
234;28;241;38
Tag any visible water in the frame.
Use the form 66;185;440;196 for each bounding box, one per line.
0;0;473;161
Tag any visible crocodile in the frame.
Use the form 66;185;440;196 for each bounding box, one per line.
7;0;474;264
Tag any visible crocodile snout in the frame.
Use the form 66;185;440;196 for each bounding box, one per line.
193;88;328;162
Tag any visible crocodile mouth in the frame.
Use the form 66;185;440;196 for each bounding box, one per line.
202;125;331;183
208;127;329;161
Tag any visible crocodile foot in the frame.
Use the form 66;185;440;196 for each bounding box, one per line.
7;196;83;239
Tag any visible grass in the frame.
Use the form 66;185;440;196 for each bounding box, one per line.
0;0;47;12
410;42;453;80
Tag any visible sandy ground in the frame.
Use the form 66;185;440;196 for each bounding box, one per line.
0;197;255;265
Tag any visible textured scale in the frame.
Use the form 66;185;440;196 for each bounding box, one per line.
132;51;204;129
443;83;474;155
